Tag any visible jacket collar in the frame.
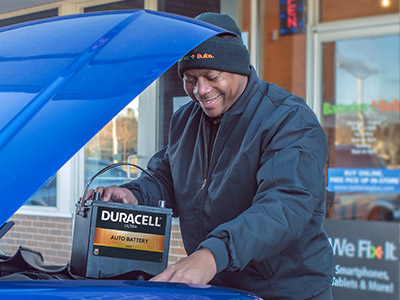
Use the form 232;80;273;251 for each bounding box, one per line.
222;65;263;118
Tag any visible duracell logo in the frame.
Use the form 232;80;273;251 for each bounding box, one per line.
101;210;162;227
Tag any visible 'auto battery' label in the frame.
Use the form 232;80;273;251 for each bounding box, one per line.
93;206;167;262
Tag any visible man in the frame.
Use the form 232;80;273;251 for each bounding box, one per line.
90;12;334;300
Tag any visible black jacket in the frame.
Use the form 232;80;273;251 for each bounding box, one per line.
123;67;334;299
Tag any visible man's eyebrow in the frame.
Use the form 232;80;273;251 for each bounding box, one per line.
205;71;222;77
204;69;219;75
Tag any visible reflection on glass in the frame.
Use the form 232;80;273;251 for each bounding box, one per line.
85;101;138;189
25;174;57;207
323;35;400;223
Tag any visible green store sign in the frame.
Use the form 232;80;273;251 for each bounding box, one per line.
323;99;399;115
323;102;374;115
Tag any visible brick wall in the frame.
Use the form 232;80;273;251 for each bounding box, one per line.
0;214;73;265
0;214;187;267
262;0;306;98
168;223;187;265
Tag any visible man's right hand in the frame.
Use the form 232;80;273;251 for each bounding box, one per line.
84;185;138;205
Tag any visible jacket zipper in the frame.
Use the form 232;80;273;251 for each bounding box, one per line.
201;115;221;190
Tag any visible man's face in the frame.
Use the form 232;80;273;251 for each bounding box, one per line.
183;69;248;118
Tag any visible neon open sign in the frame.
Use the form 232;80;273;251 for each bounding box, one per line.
279;0;306;35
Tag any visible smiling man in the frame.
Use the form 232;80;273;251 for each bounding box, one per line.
182;69;247;119
91;12;334;300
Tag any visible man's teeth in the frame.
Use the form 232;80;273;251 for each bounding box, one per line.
203;96;218;104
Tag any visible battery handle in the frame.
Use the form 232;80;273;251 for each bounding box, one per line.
77;162;165;217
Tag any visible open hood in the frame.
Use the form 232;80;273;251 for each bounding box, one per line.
0;9;227;227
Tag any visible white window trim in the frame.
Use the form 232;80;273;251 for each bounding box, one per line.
137;82;159;166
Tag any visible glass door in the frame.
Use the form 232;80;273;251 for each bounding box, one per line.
323;34;399;223
314;14;400;300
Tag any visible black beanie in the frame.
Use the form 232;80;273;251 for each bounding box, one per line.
178;12;250;78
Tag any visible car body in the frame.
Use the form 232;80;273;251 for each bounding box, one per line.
328;192;400;221
0;280;261;300
0;10;262;300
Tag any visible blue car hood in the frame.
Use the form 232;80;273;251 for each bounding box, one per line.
0;10;226;227
0;280;261;299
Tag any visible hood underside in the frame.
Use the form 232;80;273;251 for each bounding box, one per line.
0;9;226;226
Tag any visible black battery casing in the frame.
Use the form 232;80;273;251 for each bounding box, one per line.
70;200;172;278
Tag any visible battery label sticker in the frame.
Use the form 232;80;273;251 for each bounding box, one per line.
93;206;167;262
94;228;164;252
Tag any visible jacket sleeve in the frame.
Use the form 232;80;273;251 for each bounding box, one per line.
120;146;176;213
199;104;328;273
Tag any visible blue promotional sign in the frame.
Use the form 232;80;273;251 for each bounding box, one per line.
327;168;400;193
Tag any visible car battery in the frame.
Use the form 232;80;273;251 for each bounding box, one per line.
70;163;172;278
70;199;172;278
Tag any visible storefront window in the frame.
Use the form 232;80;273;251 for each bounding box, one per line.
84;101;139;188
320;0;399;22
323;34;400;222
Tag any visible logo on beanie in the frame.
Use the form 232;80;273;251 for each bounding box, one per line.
196;53;214;59
180;53;215;62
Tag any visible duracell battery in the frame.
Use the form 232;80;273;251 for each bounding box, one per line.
70;199;172;278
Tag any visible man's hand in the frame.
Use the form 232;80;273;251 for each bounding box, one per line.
84;185;138;205
150;248;217;284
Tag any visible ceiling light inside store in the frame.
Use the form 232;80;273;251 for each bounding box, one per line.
381;0;391;7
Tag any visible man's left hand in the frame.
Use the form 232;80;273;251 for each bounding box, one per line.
150;247;217;284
